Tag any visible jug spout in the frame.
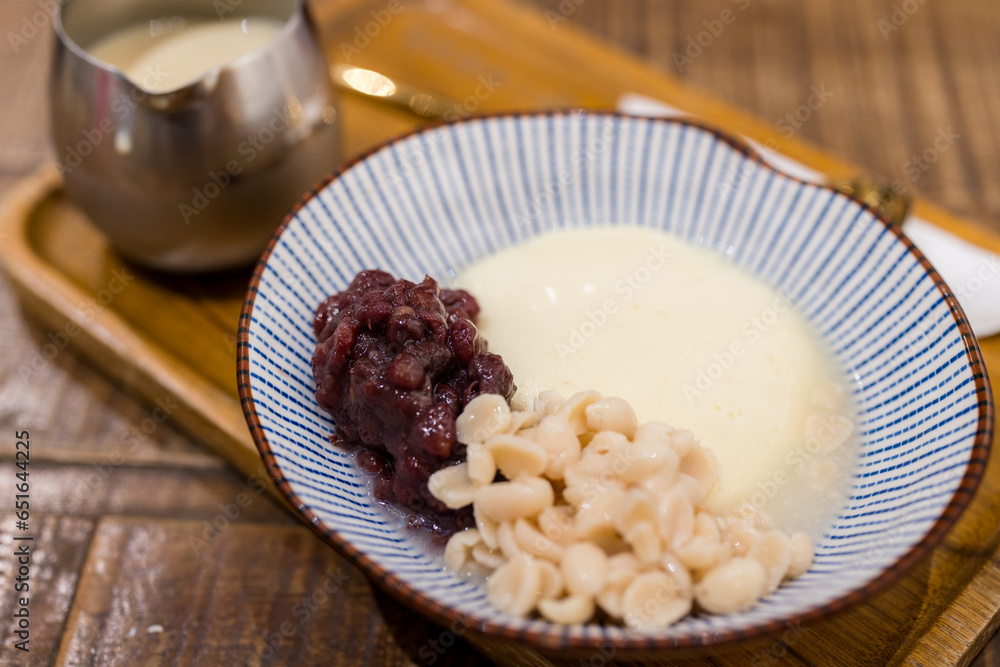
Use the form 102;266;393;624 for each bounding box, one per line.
50;0;341;272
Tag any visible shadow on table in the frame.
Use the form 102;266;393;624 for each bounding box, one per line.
372;587;496;667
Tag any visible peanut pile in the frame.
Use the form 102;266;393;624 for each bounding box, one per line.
430;390;814;629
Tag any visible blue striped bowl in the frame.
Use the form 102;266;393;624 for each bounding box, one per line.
238;113;993;651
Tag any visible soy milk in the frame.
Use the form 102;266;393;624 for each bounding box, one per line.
88;17;284;92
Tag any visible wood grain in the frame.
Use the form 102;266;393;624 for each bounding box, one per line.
0;462;294;524
523;0;1000;232
1;0;999;665
0;515;93;665
54;518;484;666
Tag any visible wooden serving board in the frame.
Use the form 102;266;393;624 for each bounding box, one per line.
1;0;999;664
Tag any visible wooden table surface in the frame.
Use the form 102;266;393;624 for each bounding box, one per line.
2;0;999;664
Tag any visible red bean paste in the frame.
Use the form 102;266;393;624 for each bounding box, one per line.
312;270;515;536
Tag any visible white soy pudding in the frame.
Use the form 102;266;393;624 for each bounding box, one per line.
455;227;856;539
87;17;284;92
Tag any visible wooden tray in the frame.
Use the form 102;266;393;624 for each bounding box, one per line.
2;0;999;664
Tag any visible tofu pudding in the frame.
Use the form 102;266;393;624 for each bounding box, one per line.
454;227;856;538
310;226;855;628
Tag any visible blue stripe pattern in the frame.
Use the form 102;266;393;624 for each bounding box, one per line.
246;116;982;641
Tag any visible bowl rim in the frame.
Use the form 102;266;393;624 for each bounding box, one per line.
237;110;994;651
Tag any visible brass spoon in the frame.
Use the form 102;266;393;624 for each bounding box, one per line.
331;65;912;227
827;178;911;227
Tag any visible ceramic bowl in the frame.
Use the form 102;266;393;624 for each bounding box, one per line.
238;112;993;652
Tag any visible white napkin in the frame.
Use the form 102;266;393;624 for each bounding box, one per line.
617;93;1000;339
